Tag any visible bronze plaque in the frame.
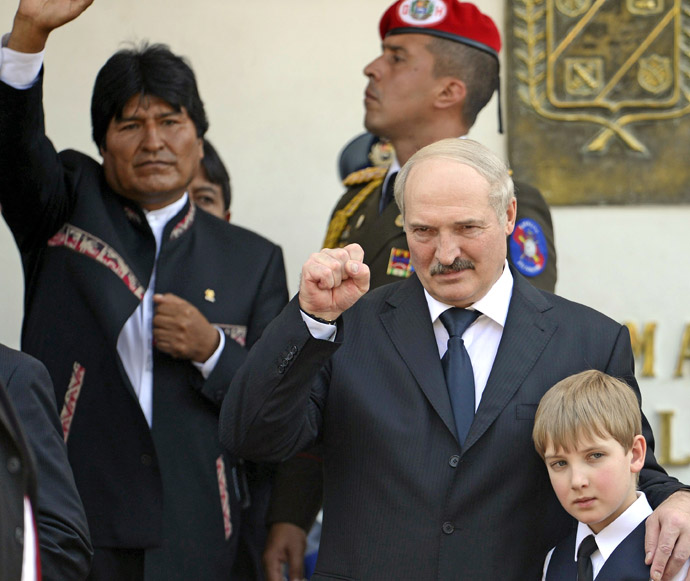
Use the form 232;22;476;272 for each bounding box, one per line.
507;0;690;204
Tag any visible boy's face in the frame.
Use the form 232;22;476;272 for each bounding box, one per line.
543;433;646;533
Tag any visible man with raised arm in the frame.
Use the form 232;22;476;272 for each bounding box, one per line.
0;1;288;579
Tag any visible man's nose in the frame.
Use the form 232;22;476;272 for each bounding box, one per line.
435;233;460;265
363;55;382;79
141;123;164;150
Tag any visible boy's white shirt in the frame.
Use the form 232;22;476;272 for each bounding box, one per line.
542;492;690;580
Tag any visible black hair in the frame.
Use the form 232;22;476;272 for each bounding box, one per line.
91;42;208;149
200;140;232;210
426;36;499;128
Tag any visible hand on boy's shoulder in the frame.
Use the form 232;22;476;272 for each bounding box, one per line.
645;489;690;581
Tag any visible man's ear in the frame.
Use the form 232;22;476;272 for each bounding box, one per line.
630;434;647;474
434;78;466;110
504;197;517;236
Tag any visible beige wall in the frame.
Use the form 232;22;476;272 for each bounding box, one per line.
1;0;689;480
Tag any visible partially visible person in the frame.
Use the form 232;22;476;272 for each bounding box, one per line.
1;344;92;581
1;367;40;581
221;138;690;581
0;1;288;579
533;370;690;581
190;139;231;222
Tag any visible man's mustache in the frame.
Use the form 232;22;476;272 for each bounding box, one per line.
430;258;475;276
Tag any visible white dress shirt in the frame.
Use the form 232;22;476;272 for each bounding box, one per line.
426;263;513;409
116;195;225;426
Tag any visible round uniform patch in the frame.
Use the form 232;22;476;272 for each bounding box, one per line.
509;218;548;278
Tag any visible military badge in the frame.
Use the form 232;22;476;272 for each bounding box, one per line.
204;289;216;303
368;140;395;168
387;248;415;278
398;0;448;24
509;218;548;278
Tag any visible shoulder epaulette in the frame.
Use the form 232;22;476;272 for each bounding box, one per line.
342;165;388;187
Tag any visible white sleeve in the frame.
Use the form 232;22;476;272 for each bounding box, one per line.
0;33;44;89
191;327;226;379
300;311;337;341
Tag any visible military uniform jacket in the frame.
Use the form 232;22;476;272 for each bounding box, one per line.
0;77;288;579
324;167;557;292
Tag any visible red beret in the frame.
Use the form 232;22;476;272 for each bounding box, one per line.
379;0;501;59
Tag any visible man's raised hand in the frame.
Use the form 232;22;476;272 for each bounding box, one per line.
298;243;370;322
9;0;95;53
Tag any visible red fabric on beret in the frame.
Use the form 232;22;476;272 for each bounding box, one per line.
379;0;501;58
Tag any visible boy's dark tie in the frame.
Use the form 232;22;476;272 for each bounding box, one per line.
577;534;598;581
440;308;480;445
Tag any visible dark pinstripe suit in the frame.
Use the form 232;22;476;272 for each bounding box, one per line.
220;270;683;580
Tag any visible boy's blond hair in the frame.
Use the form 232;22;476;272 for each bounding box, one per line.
533;370;642;459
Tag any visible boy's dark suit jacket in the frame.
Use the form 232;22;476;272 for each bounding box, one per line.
545;521;651;580
0;345;92;580
0;76;288;579
221;270;684;581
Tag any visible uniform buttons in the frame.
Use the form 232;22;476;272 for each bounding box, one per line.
448;455;460;468
278;363;287;374
141;454;152;466
15;526;24;544
7;456;21;474
442;522;455;535
289;346;298;356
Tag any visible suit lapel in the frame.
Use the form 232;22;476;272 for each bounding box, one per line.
464;272;558;452
379;276;458;441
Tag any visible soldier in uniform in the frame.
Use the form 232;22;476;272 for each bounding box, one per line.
263;2;558;579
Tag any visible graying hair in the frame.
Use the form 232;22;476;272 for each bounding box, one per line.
393;138;515;225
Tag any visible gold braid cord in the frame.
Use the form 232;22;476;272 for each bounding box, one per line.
323;178;384;248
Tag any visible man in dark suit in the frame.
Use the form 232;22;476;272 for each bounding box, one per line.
264;4;557;575
221;138;690;581
0;344;92;580
0;1;288;579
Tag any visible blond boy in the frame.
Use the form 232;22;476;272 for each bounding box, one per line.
533;370;689;580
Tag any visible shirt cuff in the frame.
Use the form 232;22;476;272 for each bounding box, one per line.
300;311;337;341
191;327;226;379
0;32;44;89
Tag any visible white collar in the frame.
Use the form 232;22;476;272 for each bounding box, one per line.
424;261;513;328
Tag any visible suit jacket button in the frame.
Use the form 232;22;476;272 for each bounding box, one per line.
141;454;152;466
7;456;21;474
442;522;455;535
448;455;460;468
